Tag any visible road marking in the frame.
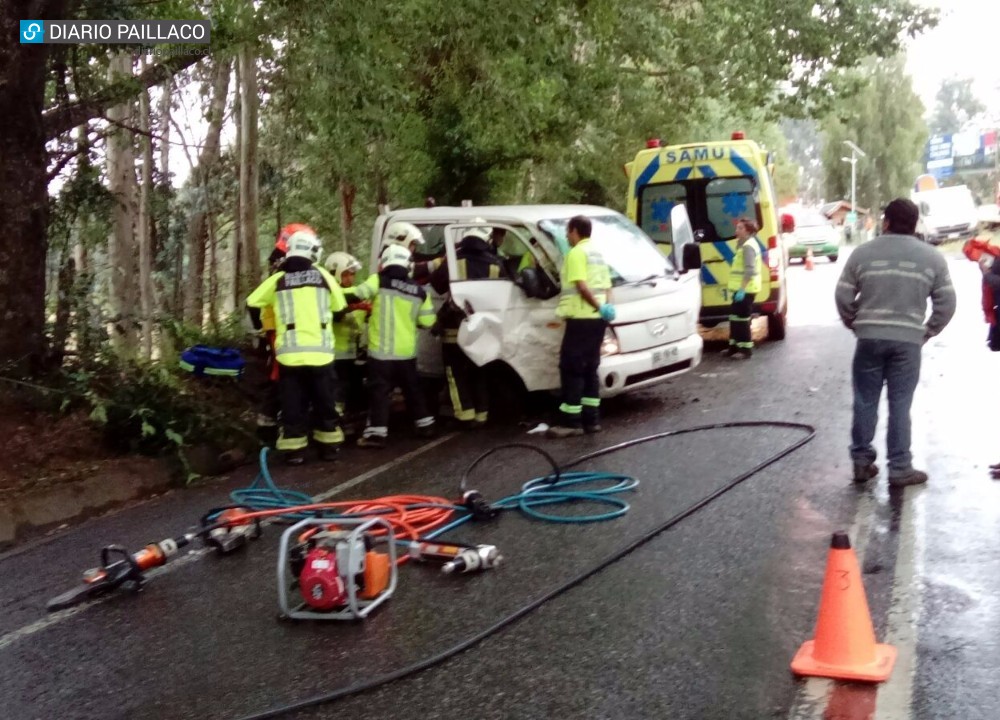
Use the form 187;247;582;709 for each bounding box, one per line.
786;489;877;720
0;435;455;653
873;485;925;720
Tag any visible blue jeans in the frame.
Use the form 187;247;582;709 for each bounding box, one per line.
850;339;922;476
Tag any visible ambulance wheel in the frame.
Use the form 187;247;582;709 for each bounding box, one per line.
766;310;787;341
829;254;839;263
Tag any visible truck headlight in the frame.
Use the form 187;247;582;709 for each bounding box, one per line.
601;328;620;357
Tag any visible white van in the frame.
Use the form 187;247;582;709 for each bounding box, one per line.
368;204;703;397
913;185;979;245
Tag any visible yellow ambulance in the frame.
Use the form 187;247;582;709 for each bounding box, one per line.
625;132;789;340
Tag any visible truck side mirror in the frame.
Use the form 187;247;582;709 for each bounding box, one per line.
682;243;702;272
780;213;796;234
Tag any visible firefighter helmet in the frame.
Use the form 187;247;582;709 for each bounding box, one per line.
461;217;492;244
383;222;424;249
324;251;363;284
285;228;323;264
275;223;314;254
379;244;413;271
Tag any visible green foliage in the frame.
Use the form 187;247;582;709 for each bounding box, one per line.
929;77;986;136
820;56;928;212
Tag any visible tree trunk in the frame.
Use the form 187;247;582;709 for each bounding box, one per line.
182;58;230;328
339;180;356;253
0;3;69;372
232;59;244;308
239;46;261;288
138;60;155;359
50;251;75;366
106;51;140;352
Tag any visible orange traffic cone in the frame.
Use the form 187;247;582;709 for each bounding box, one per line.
805;248;815;271
790;531;896;682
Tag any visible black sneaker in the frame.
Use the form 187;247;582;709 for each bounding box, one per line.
546;425;584;439
317;445;340;462
734;348;753;359
284;449;307;466
721;346;738;356
889;469;928;488
414;425;436;439
852;463;878;483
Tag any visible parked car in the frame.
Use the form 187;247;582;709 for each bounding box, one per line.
786;209;841;262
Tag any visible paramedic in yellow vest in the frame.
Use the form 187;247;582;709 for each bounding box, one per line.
246;228;347;465
349;223;437;448
428;222;504;429
324;251;368;424
725;217;764;359
547;215;615;439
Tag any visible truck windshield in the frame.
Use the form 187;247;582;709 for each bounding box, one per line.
538;214;674;285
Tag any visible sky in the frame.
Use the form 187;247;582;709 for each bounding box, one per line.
905;0;1000;119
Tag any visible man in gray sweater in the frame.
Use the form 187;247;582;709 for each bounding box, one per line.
834;198;956;487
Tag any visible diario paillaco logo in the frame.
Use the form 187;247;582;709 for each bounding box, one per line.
20;20;45;43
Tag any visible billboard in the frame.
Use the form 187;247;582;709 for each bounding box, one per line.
925;130;998;179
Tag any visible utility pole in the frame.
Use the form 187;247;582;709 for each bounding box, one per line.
841;140;866;241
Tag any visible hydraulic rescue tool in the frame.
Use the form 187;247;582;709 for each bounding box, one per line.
47;507;261;612
47;534;196;612
407;539;502;573
277;517;397;621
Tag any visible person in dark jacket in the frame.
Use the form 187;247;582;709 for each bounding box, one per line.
978;254;1000;478
427;221;505;429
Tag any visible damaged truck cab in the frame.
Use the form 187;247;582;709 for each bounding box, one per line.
369;204;703;397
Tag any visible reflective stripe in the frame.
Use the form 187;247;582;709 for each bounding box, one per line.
475;412;488;423
559;403;582;415
363;425;388;438
313;427;345;445
458;258;467;279
276;431;308;451
315;286;333;351
275;345;335;356
414;416;435;428
489;265;500;279
581;397;600;408
446;367;475;421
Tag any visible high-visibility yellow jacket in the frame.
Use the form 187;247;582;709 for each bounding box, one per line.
246;260;347;367
557;238;611;319
350;270;435;360
333;308;367;360
727;239;764;294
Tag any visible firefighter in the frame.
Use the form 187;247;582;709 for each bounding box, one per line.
246;228;347;465
324;251;368;426
349;223;437;447
723;217;764;360
547;215;614;439
428;220;504;429
254;223;313;443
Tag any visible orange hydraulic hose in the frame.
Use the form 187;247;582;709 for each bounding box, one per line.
220;495;459;565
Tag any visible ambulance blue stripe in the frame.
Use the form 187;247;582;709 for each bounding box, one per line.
701;265;718;285
730;150;756;178
635;156;661;189
713;241;735;264
698;165;716;178
674;166;692;181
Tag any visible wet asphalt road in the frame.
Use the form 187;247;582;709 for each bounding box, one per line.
1;247;998;720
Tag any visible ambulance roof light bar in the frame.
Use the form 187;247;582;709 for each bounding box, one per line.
732;131;746;140
646;138;661;148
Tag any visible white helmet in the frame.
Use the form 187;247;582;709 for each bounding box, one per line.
380;244;413;272
324;251;362;284
285;228;323;264
461;217;492;244
384;221;424;249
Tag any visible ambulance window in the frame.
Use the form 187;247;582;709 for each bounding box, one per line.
706;177;760;241
638;183;687;246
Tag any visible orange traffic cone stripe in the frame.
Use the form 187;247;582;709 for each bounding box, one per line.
790;531;897;683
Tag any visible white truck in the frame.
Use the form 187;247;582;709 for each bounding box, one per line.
912;185;979;245
368;204;704;397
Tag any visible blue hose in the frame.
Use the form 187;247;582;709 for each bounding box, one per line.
223;447;638;535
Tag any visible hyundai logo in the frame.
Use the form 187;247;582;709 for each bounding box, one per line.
650;322;666;337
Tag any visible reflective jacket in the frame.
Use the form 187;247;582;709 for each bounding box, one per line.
246;258;347;367
727;238;763;294
350;267;435;360
557;238;611;319
333;308;367;360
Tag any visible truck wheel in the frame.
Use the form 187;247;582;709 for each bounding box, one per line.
766;309;787;341
829;254;839;263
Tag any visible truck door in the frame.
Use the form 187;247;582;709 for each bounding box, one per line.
443;222;562;390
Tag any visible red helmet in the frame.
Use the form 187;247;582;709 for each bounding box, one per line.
275;223;314;254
